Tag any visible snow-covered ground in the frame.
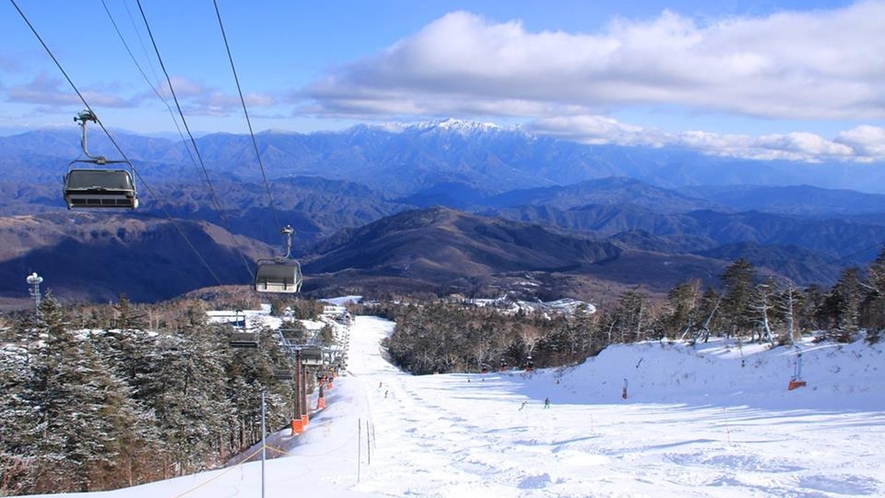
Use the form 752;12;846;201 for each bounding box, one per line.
27;316;885;497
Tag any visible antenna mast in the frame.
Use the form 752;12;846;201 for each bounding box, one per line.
26;272;43;315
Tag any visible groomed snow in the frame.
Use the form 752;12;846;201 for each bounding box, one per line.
26;316;885;497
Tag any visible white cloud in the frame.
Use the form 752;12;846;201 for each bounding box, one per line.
149;77;277;117
303;2;885;155
7;74;130;108
835;125;885;160
528;115;883;163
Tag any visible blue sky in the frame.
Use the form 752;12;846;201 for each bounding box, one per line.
2;0;884;162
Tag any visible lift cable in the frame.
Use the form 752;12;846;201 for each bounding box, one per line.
212;0;284;238
106;0;255;281
100;0;190;152
212;1;303;294
10;0;224;286
133;0;228;218
9;0;134;176
133;0;256;280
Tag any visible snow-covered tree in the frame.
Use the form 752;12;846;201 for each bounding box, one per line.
719;259;758;338
22;296;150;493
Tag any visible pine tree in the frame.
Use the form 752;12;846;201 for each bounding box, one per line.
611;286;653;343
719;259;758;338
860;246;885;338
139;327;231;477
824;267;863;342
23;296;150;493
0;336;34;495
661;280;702;339
689;287;721;344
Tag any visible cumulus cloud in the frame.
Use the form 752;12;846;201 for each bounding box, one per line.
835;125;885;161
301;2;885;161
150;76;277;117
528;115;884;163
7;74;130;108
306;4;885;121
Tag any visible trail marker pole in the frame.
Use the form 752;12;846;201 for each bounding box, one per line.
261;391;266;498
366;419;372;465
723;407;731;445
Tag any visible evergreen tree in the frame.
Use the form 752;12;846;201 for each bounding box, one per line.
860;246;885;336
139;326;231;477
661;280;702;339
719;259;758;338
23;296;149;493
610;287;653;343
689;288;721;344
0;339;34;495
823;267;863;342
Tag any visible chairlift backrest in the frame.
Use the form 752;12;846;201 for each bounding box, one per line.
64;167;139;209
230;332;259;349
273;368;293;380
255;258;302;293
301;347;324;366
63;111;139;209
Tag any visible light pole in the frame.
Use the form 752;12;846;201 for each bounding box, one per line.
26;272;42;316
261;391;266;498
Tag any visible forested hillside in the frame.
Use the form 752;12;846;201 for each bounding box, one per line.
0;296;327;495
373;248;885;375
2;241;884;494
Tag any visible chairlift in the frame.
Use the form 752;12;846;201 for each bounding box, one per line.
63;110;139;209
255;225;303;293
229;332;259;349
301;347;324;366
273;368;293;380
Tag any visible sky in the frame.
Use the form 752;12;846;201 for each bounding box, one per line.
3;0;885;163
27;304;885;498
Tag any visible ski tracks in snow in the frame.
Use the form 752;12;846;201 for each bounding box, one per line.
343;316;885;498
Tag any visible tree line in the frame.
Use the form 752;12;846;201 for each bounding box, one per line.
371;248;885;375
2;247;884;493
0;296;308;495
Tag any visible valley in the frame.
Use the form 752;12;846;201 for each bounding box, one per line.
2;121;885;307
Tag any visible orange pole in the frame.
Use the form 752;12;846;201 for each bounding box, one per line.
291;418;304;435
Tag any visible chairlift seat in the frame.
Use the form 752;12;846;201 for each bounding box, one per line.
273;369;293;380
301;347;324;366
230;332;259;349
64;168;139;209
255;258;303;293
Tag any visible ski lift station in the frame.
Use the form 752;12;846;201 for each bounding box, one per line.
206;304;273;330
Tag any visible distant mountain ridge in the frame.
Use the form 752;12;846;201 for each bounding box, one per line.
4;120;885;305
6;120;885;195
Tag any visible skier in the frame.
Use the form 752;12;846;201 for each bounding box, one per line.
544;397;550;409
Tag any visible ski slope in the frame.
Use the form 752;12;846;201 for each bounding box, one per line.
27;315;885;497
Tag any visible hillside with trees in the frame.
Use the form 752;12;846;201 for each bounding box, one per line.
2;245;884;494
0;296;312;495
372;248;885;376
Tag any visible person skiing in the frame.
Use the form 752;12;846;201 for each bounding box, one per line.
544;397;550;409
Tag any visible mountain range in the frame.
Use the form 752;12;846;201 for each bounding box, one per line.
2;119;885;307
